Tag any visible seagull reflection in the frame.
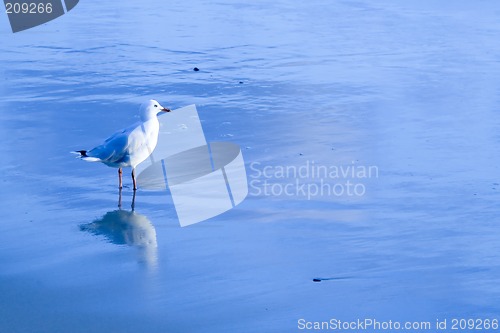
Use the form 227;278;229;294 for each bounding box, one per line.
81;190;158;267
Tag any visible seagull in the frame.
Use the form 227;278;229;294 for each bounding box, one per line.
74;99;171;190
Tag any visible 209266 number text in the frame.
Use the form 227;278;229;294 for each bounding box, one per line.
5;2;53;14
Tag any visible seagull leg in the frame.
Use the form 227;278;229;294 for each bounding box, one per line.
118;168;123;189
132;168;137;191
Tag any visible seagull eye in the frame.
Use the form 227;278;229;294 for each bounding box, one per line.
154;105;158;108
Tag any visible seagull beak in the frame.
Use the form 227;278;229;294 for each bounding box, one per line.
161;107;171;112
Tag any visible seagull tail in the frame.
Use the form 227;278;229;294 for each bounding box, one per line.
71;150;101;162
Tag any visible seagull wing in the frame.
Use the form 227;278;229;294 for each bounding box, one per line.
87;123;138;164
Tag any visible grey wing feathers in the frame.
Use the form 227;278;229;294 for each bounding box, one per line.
87;128;131;163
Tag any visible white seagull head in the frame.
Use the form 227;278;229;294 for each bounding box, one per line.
140;99;170;120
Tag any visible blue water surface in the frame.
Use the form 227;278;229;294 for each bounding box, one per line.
1;1;500;332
